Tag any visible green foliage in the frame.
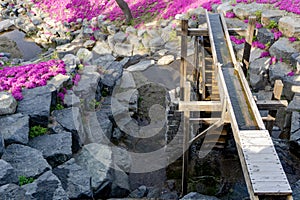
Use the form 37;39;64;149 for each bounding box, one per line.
50;51;59;60
55;103;64;110
78;64;84;70
254;10;262;22
266;20;278;29
19;176;34;186
29;125;48;138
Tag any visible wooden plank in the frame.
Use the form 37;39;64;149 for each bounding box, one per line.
242;145;277;154
241;139;273;146
220;13;238;66
182;81;191;196
239;130;270;138
176;28;247;37
178;101;222;111
180;20;188;101
267;80;284;133
236;64;266;129
242;16;256;75
250;174;288;182
251;181;292;194
256;100;288;110
245;154;280;162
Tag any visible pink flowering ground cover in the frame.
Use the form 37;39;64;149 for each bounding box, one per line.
0;60;66;100
31;0;221;24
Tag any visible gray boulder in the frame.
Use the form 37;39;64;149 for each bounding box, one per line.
113;31;127;43
149;37;165;49
0;92;17;115
28;132;72;167
22;171;68;200
92;40;113;55
62;54;80;73
180;192;220;200
0;184;30;200
261;10;285;27
233;2;266;20
53;159;92;198
114;43;133;57
17;86;54;126
47;74;70;91
158;55;175;65
0;113;29;145
279;16;300;38
0;19;14;32
126;60;155;72
2;144;51;178
101;61;124;87
63;90;81;107
291;53;300;70
76;48;93;63
128;185;148;198
74;143;113;198
269;38;298;64
257;28;275;46
0;160;18;185
249;57;269;90
290;111;300;157
292;179;300;200
73;72;101;98
0;134;3;157
269;62;292;83
53;107;85;153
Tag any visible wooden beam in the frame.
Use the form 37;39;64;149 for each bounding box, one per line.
242;16;256;76
176;28;248;37
256;100;288;110
266;80;284;133
178;101;222;112
180;20;188;100
182;82;191;196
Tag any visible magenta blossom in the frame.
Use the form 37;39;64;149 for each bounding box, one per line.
287;71;295;76
225;12;235;18
270;56;277;65
289;37;297;42
252;41;266;49
260;51;270;58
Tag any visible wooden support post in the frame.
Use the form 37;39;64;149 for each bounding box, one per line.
266;80;284;134
242;16;256;76
200;36;206;99
180;20;188;100
182;82;191;196
193;36;200;98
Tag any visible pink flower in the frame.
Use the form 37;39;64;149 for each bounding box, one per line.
260;51;270;58
289;37;297;42
270;56;277;65
274;31;282;40
252;41;266;49
256;22;262;29
225;12;235;18
287;71;295;76
58;92;65;101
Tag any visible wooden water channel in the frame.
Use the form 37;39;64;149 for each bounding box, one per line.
177;11;293;200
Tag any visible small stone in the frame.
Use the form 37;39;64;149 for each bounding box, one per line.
126;60;155;72
257;28;275;46
180;192;220;200
261;10;285;27
107;25;119;35
269;38;298;64
269;62;292;83
0;19;13;32
128;185;148;198
47;74;70;91
149;37;165;48
0;92;17;115
157;55;175;65
83;40;96;48
92;40;113;55
114;43;133;57
62;54;80;73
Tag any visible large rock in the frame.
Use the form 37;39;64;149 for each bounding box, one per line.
249;57;269;90
28;132;72;167
292;179;300;200
73;72;101;98
0;134;3;157
62;54;80;73
113;31;127;43
101;61;123;87
233;2;266;20
261;10;285;27
22;171;68;200
0;160;18;185
0;113;29;145
53;107;84;153
269;38;298;64
74;143;113;198
53;159;93;198
290;111;300;157
157;55;175;65
0;184;30;200
279;16;300;38
149;37;165;50
17;86;54;126
128;185;148;198
92;40;113;55
180;192;220;200
0;19;14;32
47;74;70;91
257;28;275;46
0;92;17;115
63;90;81;107
126;60;155;72
269;62;292;83
76;48;93;63
2;144;51;178
114;43;133;57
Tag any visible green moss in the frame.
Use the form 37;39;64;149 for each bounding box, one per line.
266;20;278;29
29;125;48;138
19;176;35;186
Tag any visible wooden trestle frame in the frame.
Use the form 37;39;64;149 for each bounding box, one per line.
177;11;293;200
